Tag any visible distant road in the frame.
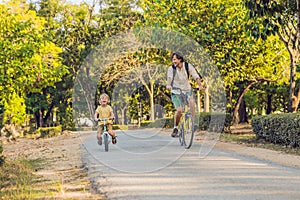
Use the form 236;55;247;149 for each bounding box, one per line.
81;129;300;200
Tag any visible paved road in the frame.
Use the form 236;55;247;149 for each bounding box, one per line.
81;129;300;200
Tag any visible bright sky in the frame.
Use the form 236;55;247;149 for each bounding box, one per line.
65;0;95;5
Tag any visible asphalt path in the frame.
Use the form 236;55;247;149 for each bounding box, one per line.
80;129;300;200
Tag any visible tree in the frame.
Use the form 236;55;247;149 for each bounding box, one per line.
0;1;68;129
140;0;289;124
33;0;92;128
98;48;169;123
244;0;300;112
70;0;143;124
33;0;142;128
113;62;165;121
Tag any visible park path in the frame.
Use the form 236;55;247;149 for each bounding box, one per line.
81;129;300;200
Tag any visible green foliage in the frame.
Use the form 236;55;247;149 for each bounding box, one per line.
3;93;26;126
140;0;289;116
0;1;68;103
244;0;296;39
0;1;69;130
252;113;300;147
58;103;75;130
244;0;299;112
197;112;233;133
245;83;290;117
0;0;293;133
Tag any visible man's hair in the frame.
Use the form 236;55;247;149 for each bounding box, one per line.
171;52;184;62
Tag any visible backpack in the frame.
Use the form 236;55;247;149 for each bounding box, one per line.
171;62;190;87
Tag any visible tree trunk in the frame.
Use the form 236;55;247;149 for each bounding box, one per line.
204;86;209;112
288;53;298;112
297;0;300;40
113;105;118;124
285;0;300;112
43;104;54;126
228;89;233;113
121;107;127;125
266;93;272;114
155;98;164;118
196;90;202;113
238;97;248;123
233;81;257;124
150;81;155;120
34;110;43;128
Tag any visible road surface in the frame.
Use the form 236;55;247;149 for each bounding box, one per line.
80;129;300;200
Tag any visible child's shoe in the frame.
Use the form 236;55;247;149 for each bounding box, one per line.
112;136;117;144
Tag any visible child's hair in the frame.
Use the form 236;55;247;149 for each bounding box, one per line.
99;93;110;103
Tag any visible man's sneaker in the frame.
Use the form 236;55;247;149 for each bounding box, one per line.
171;128;179;137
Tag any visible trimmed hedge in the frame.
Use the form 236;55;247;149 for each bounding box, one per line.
36;126;62;138
139;112;232;133
141;118;173;128
112;124;128;130
252;113;300;147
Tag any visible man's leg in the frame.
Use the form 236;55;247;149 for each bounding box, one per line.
174;107;182;126
189;98;196;120
171;93;182;137
97;125;103;145
189;97;198;131
172;106;182;137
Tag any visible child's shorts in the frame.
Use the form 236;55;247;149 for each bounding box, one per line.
97;124;113;134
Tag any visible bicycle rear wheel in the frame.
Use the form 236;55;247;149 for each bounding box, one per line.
183;114;194;149
103;132;109;152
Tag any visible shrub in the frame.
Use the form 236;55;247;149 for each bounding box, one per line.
252;113;300;147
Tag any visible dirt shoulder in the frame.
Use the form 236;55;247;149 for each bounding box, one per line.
216;123;300;169
2;129;300;199
214;141;300;168
2;131;104;200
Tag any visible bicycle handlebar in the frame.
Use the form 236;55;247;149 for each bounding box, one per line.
172;87;199;93
96;118;113;121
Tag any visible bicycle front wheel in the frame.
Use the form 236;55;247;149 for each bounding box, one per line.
183;114;194;149
103;133;109;152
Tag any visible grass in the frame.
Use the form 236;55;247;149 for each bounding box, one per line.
220;133;300;156
0;157;95;200
0;158;61;199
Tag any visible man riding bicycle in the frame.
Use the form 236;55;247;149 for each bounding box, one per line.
166;52;205;137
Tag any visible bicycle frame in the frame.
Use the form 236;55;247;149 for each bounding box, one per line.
172;87;195;149
97;118;111;152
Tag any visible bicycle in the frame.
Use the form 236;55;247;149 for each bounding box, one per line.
172;87;197;149
96;118;112;152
